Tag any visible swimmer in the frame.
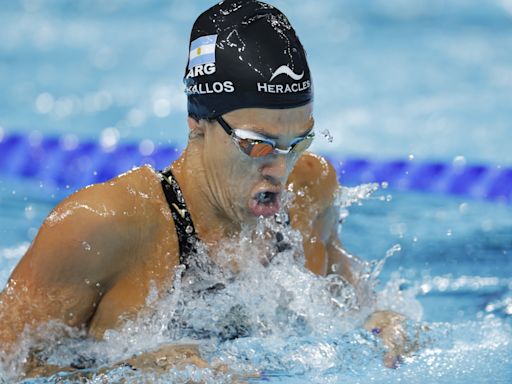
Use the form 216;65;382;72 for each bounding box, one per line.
0;0;406;377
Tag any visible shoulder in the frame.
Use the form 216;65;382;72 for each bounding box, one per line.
287;152;339;214
13;166;168;284
41;165;166;259
50;165;162;222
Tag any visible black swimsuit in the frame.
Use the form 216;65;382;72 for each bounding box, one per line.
160;169;200;266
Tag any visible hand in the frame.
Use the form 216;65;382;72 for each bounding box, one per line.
124;343;210;371
364;310;407;368
124;344;259;383
23;344;210;379
25;343;258;383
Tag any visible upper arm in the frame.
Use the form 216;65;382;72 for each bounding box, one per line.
288;153;340;274
0;182;140;347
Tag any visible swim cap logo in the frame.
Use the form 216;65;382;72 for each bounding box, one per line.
269;65;305;82
257;64;310;94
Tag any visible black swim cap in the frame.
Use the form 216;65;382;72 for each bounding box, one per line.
184;0;313;120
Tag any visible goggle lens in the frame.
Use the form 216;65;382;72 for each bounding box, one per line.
290;135;314;154
243;140;275;157
217;116;314;158
239;135;313;158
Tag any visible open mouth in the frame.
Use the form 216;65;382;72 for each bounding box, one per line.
248;189;281;217
256;191;278;205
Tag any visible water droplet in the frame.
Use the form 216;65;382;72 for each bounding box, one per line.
446;229;452;236
452;155;466;168
24;205;36;220
100;127;120;152
459;202;469;214
82;241;91;251
139;139;155;156
385;243;402;258
320;129;334;143
186;225;193;234
36;92;55;114
381;181;389;189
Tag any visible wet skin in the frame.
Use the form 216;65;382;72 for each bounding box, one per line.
0;105;404;372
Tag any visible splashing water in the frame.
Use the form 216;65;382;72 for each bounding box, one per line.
1;184;510;383
0;183;410;382
335;183;380;224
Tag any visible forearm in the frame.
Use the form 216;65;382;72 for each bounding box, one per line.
326;240;356;284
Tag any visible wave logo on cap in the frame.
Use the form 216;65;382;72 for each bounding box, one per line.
189;34;217;69
269;65;304;82
257;64;310;94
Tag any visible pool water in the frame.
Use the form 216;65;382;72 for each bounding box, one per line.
1;0;512;382
0;177;511;383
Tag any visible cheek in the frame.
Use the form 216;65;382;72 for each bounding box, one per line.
204;131;235;169
204;134;259;194
226;158;260;195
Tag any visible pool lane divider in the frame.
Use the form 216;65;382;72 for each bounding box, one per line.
0;132;510;204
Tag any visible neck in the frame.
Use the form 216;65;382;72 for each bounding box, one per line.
169;143;241;246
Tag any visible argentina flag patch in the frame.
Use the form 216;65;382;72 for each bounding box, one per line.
188;34;217;69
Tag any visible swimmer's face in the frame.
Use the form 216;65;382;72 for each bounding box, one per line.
201;104;314;223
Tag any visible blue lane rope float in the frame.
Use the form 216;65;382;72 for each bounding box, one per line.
0;132;510;204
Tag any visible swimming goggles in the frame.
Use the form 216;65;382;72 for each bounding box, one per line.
216;116;315;158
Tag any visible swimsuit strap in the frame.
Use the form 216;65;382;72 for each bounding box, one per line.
160;169;199;266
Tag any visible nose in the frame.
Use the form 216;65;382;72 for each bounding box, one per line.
260;155;289;185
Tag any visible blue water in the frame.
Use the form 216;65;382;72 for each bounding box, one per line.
1;177;511;383
1;0;512;382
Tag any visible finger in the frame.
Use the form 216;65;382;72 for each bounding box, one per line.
383;351;401;369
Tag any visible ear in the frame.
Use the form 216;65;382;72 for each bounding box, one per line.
187;117;206;138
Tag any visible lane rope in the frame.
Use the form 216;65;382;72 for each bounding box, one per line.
0;133;510;203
